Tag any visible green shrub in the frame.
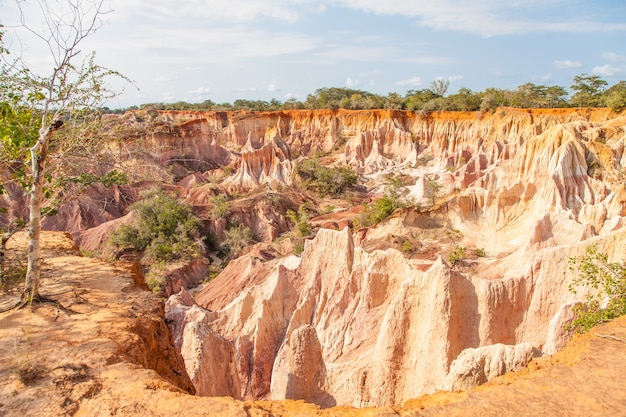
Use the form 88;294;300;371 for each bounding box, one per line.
222;224;252;256
474;247;486;257
448;245;467;266
566;245;626;333
287;204;312;238
358;196;398;228
293;239;305;255
210;194;230;219
268;193;282;207
144;261;167;294
373;197;397;221
296;159;358;196
383;174;414;208
109;190;202;262
425;177;442;206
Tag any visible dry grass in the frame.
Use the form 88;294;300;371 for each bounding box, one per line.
14;360;46;385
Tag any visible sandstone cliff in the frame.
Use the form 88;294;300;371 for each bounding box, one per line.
2;107;624;409
170;225;625;407
2;231;625;417
150;107;625;406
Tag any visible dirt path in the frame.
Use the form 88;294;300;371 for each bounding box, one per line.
0;232;624;417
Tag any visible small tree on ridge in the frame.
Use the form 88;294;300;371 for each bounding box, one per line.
0;0;128;304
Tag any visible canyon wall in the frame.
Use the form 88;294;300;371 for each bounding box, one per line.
168;226;625;407
4;107;624;407
157;107;625;406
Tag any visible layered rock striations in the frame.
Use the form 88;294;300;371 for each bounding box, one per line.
8;107;623;240
4;107;624;408
170;225;625;407
158;107;625;406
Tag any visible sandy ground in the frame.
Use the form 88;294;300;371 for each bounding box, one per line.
0;231;624;417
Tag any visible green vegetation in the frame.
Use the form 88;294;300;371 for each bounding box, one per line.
108;190;204;294
570;74;608;108
222;224;253;257
474;247;487;257
286;204;312;255
355;174;416;228
448;245;467;267
109;190;202;263
1;4;130;303
144;261;167;295
287;204;312;238
383;174;414;208
296;159;358;196
603;81;626;112
210;194;230;219
114;74;626;114
566;245;626;333
357;196;398;228
425;176;443;206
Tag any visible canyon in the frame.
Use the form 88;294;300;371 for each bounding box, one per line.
1;107;625;413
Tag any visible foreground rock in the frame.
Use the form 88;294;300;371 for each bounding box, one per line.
155;107;626;406
171;226;625;406
1;232;625;416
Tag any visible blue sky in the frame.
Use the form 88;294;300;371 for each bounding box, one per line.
2;0;626;108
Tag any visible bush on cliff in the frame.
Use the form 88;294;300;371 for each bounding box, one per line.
221;223;253;258
109;190;202;263
567;245;626;333
356;196;398;228
296;159;358;196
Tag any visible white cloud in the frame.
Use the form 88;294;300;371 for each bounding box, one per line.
267;82;280;92
592;64;626;77
346;77;360;87
183;66;204;72
188;87;212;95
553;59;582;69
538;73;553;82
154;75;182;82
107;0;626;34
330;0;626;36
448;74;464;82
113;0;302;23
358;69;382;77
108;0;626;37
396;76;422;87
601;52;626;62
234;87;259;93
399;56;452;65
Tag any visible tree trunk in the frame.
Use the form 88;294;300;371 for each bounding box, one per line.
23;129;49;303
0;232;12;286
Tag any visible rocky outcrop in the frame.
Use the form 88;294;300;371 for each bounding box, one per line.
2;232;626;417
443;343;536;391
9;107;622;251
163;257;209;298
171;221;625;406
270;324;334;407
4;106;625;408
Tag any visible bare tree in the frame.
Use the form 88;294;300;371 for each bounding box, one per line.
0;0;128;304
424;175;442;206
430;78;450;97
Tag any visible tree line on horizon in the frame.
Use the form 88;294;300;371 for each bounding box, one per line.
113;74;626;114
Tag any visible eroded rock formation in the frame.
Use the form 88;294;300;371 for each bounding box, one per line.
168;225;625;406
156;107;625;406
3;107;625;409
